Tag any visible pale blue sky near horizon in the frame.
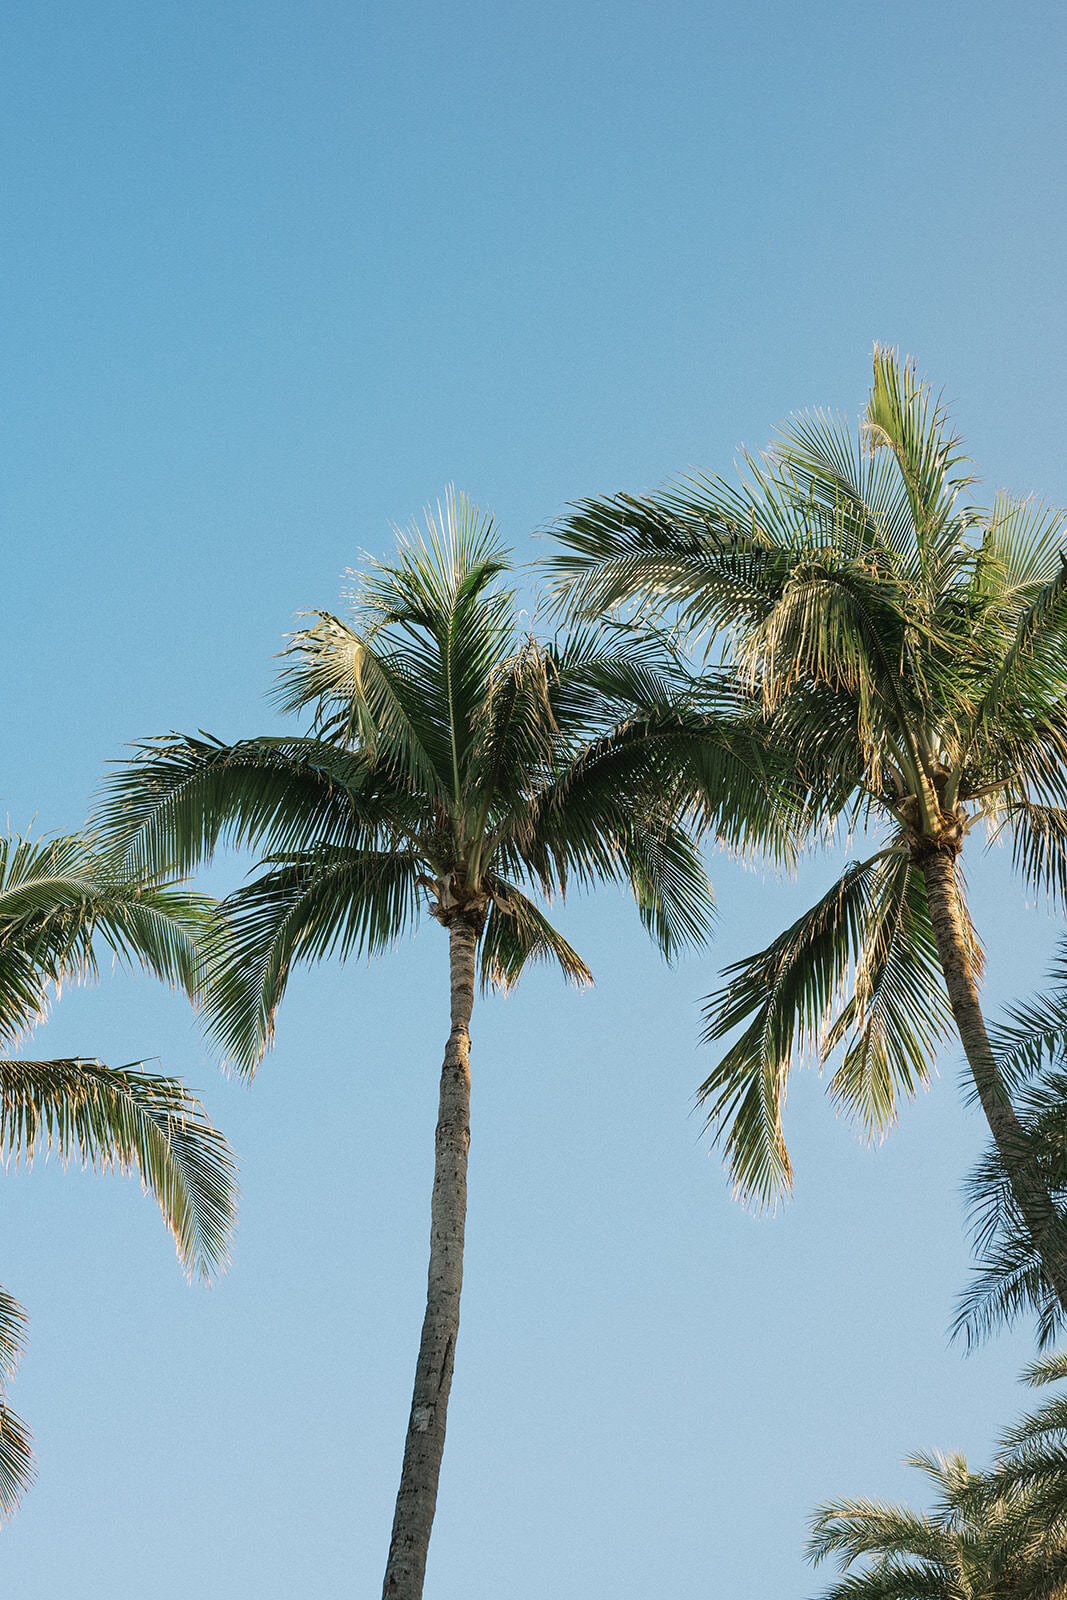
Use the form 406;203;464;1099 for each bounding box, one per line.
1;1;1066;1595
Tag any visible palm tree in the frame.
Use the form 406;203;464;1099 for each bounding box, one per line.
550;348;1067;1306
91;490;786;1599
0;829;238;1516
809;1445;1067;1600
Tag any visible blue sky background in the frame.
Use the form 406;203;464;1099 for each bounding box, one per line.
1;1;1065;1594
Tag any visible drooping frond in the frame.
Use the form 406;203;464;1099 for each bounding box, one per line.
479;879;593;992
987;947;1067;1091
697;849;947;1206
1003;803;1067;908
0;831;219;1042
204;848;423;1073
0;1058;237;1281
823;855;953;1138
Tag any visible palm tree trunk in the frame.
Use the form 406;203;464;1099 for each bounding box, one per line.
922;848;1067;1311
382;916;477;1600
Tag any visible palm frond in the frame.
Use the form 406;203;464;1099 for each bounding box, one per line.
1003;804;1067;907
698;853;904;1206
823;856;952;1138
0;1286;33;1521
0;1058;237;1281
479;879;592;992
92;735;387;878
205;848;423;1073
0;832;220;1043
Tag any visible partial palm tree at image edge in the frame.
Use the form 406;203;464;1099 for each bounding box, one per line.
0;831;239;1514
551;348;1067;1311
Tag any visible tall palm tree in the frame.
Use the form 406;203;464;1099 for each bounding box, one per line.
550;349;1067;1307
91;491;785;1599
809;1445;1067;1600
0;829;238;1516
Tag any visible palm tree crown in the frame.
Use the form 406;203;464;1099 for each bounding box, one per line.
551;352;1067;1301
809;1446;1067;1600
95;489;754;1068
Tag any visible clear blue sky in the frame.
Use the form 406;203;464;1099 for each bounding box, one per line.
1;1;1065;1594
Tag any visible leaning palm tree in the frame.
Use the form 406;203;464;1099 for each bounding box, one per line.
809;1445;1067;1600
91;491;786;1599
0;829;238;1515
550;348;1067;1307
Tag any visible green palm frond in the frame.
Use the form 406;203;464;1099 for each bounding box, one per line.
807;1435;1067;1600
275;615;451;799
824;855;952;1138
93;735;381;877
698;852;919;1205
862;346;975;562
809;1495;950;1569
0;1058;237;1281
0;832;219;1044
0;1402;33;1523
1002;804;1067;908
479;879;592;992
0;1285;32;1519
205;847;424;1074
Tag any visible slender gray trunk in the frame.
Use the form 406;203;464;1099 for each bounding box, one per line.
382;917;477;1600
922;848;1067;1311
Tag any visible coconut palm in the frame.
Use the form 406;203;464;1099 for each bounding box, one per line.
0;829;238;1515
809;1446;1067;1600
550;348;1067;1306
90;490;791;1599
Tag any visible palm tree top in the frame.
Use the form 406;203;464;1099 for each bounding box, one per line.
92;490;789;1075
549;353;1067;1210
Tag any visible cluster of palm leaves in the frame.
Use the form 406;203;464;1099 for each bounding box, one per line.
809;1353;1067;1600
0;831;237;1513
8;349;1067;1600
